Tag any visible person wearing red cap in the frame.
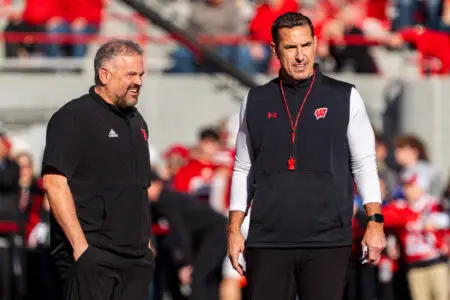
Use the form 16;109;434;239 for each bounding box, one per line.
162;144;190;182
383;172;450;300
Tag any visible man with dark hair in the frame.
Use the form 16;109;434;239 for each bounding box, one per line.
199;127;221;142
172;127;221;201
42;39;154;300
227;12;386;300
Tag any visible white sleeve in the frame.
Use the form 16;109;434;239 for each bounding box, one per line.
347;87;381;205
229;93;254;212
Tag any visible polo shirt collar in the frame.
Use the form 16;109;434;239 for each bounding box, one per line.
89;86;137;119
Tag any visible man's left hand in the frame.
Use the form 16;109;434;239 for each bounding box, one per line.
148;240;157;256
361;221;386;264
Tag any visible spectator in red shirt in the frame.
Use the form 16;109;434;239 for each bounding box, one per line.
247;0;299;73
383;171;450;300
320;3;379;73
172;127;221;202
47;0;105;57
161;144;190;184
389;25;450;75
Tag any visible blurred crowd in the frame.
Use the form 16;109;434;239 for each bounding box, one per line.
2;0;450;74
2;0;105;58
2;110;450;300
163;0;450;75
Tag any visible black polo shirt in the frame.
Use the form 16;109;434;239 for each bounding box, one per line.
42;87;152;258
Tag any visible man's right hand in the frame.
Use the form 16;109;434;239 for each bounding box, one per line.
73;243;89;262
228;231;245;276
178;265;193;285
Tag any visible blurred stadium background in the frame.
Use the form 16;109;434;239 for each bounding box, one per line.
0;0;450;299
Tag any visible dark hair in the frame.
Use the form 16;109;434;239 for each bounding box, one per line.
394;134;429;161
271;12;314;45
199;127;220;141
94;39;143;85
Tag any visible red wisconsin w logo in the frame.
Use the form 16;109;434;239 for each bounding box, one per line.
267;112;278;119
314;107;328;120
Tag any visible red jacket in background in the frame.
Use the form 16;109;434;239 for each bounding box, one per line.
22;0;62;25
399;27;450;74
249;0;299;44
172;159;216;201
62;0;103;25
383;197;449;265
25;179;45;241
365;0;389;22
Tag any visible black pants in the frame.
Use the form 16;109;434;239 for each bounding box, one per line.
344;256;378;300
55;245;154;300
189;230;226;300
245;247;351;300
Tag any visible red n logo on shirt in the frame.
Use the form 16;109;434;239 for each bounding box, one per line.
314;107;328;120
140;129;148;141
267;112;278;119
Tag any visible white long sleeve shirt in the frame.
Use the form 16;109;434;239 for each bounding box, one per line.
229;87;381;213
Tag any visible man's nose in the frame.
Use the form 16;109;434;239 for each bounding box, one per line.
295;47;304;61
134;76;143;86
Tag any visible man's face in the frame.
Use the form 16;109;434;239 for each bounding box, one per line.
395;146;417;167
271;25;317;81
16;155;33;179
103;54;144;109
199;139;220;158
166;154;187;174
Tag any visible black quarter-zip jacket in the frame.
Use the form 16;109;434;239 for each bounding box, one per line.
42;87;152;257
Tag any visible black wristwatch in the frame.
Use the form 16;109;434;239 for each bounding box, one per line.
367;213;384;224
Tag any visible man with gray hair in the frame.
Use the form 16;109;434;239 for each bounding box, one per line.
42;39;154;300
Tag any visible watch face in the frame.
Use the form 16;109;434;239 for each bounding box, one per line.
369;214;383;223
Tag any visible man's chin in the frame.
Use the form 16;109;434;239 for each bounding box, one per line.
125;97;139;107
117;97;138;110
292;69;314;81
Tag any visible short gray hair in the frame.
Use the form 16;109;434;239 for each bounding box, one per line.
94;39;143;85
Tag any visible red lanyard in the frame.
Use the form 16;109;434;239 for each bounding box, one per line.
279;71;316;171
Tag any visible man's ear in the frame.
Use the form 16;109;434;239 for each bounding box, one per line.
270;42;278;58
98;67;110;85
